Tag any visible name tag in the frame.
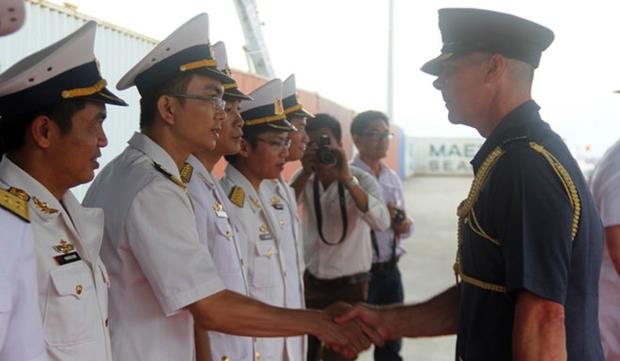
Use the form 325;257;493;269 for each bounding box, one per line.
259;233;273;241
54;251;82;266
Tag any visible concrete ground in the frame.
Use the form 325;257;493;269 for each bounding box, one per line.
358;175;472;361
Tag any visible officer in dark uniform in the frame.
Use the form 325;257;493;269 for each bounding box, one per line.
336;8;604;361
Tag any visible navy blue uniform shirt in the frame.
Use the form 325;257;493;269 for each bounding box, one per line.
456;100;604;361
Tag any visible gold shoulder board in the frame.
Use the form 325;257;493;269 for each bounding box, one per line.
228;186;245;208
0;187;30;222
153;162;186;190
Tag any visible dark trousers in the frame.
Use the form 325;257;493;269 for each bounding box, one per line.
304;270;369;361
367;263;404;361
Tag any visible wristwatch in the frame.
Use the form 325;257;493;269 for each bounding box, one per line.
343;175;360;189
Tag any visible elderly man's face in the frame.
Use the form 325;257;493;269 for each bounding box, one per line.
432;53;491;127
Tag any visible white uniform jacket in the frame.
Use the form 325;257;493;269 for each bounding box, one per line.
83;133;225;361
0;193;47;361
221;164;295;361
259;177;306;361
0;158;111;361
186;155;256;361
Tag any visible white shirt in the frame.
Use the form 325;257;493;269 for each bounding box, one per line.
0;158;111;361
260;177;306;361
0;201;46;361
83;133;225;361
220;164;299;361
589;139;620;360
350;155;412;263
185;155;256;361
294;166;390;280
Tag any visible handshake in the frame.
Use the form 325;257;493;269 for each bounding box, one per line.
316;302;391;359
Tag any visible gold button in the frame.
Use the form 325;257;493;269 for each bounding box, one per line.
221;357;229;361
256;351;261;360
75;284;83;295
279;219;285;226
266;249;273;257
225;229;232;239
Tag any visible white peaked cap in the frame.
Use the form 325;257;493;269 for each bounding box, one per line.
240;78;295;131
212;41;229;73
240;78;282;114
116;13;233;94
282;73;314;118
0;20;126;116
212;41;252;101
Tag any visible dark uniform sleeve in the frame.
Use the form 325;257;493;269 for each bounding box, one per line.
489;145;574;304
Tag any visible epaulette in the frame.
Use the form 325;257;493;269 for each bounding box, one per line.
500;135;530;150
153;162;186;190
0;187;30;222
180;162;194;184
228;186;245;208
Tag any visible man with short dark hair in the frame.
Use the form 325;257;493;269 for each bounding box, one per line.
84;14;375;361
293;113;390;361
0;2;46;360
350;110;412;361
0;21;127;361
220;78;308;361
337;8;604;361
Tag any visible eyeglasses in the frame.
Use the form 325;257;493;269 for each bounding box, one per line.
360;131;393;141
167;94;226;109
256;137;292;150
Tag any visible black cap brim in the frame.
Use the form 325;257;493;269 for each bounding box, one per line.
83;86;128;106
195;67;236;85
288;108;314;119
420;52;455;76
224;87;253;101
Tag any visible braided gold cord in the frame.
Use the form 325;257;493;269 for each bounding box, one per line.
468;208;501;246
455;146;506;293
528;142;581;241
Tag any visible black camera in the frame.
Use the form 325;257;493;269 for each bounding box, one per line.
317;134;337;166
392;208;406;225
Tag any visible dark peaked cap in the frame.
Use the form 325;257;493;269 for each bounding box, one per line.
421;8;555;76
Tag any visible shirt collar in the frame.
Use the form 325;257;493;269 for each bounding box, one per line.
351;153;386;177
0;156;63;217
187;155;215;190
128;132;182;179
0;157;104;260
471;100;541;172
224;163;262;212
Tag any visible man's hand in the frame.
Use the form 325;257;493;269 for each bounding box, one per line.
300;145;319;175
335;303;394;341
313;311;373;358
316;145;351;183
387;203;412;236
320;302;385;358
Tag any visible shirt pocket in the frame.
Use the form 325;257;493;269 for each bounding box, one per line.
212;218;241;275
208;331;251;361
44;263;97;345
251;241;278;288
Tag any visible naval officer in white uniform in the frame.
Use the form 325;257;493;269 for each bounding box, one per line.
0;20;127;361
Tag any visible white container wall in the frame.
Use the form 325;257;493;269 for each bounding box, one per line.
410;137;484;176
0;0;157;198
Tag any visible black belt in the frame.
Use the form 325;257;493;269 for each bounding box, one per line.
304;270;370;287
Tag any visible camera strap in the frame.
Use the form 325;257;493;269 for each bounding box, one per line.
313;176;348;245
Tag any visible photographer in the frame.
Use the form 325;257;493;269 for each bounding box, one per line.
292;113;390;361
350;111;413;361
